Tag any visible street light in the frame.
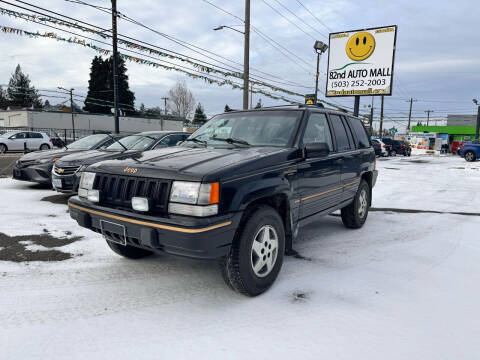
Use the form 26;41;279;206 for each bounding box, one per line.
213;25;244;35
313;40;328;104
58;86;75;141
473;99;480;140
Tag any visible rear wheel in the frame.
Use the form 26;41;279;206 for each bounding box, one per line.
221;205;285;296
106;238;154;259
341;180;370;229
0;144;7;153
391;150;397;156
40;144;50;150
465;151;476;162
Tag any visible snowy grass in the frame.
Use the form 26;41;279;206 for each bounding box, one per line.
0;154;479;359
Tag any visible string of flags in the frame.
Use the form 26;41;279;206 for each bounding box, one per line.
0;7;306;100
0;25;301;104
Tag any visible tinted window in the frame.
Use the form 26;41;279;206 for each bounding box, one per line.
97;138;116;149
29;132;43;139
302;113;333;150
347;117;370;148
155;134;185;148
329;114;351;151
10;132;27;139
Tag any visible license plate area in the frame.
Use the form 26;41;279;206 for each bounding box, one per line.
53;178;62;188
100;220;127;246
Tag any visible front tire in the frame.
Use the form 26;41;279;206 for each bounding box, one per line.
221;205;285;296
341;180;370;229
106;238;154;259
0;144;7;153
465;151;476;162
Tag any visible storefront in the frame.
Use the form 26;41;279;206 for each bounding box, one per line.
410;125;477;152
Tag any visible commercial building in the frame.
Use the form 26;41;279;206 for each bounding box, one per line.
0;109;184;134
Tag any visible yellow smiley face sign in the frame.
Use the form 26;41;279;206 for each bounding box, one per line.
346;31;376;61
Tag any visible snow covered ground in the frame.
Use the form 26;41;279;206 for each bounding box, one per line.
1;154;479;359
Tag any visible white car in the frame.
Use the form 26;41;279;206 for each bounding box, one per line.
372;139;390;157
0;131;52;153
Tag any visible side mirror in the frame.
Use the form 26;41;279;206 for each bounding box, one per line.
304;142;330;158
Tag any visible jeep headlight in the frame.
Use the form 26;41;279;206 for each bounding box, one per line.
168;181;219;216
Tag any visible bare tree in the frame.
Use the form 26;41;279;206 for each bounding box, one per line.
168;79;195;119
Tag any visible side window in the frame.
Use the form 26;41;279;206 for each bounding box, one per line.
30;132;43;139
11;132;27;139
302;113;333;150
329;114;351;151
347;117;370;148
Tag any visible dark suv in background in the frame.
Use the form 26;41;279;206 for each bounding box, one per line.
382;138;411;156
68;106;377;296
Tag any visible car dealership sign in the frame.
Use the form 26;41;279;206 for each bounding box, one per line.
326;25;397;97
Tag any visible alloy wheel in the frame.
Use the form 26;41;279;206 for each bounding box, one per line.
358;188;368;218
251;225;279;278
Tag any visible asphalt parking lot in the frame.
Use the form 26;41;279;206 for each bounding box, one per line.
0;153;21;177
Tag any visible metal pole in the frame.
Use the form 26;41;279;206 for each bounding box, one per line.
379;95;384;136
242;0;250;110
161;97;169;115
476;106;480;140
70;89;75;141
314;52;320;103
407;98;417;131
111;0;120;133
425;110;433;126
353;96;360;117
250;82;253;109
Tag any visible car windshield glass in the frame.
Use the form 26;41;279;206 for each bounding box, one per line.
186;110;301;147
106;135;155;150
68;134;108;149
0;132;16;138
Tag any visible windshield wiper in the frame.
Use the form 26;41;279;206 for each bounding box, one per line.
107;134;128;150
184;137;207;146
212;136;250;146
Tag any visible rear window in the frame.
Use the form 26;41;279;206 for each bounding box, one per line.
347;117;370;148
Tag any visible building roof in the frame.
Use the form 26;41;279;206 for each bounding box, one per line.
411;125;477;135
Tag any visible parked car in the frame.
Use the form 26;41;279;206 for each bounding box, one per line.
371;139;390;157
382;138;411;156
0;131;52;153
458;140;480;161
68;106;378;296
52;131;190;194
12;133;124;185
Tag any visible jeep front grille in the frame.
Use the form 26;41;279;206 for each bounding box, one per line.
93;174;171;214
54;164;80;176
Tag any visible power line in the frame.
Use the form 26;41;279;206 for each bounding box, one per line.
260;0;316;40
293;0;332;32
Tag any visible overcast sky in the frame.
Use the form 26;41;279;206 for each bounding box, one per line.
0;0;479;131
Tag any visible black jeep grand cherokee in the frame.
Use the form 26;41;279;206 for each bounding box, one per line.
69;106;377;296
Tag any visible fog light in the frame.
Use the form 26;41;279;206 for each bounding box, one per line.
87;189;100;203
132;197;149;212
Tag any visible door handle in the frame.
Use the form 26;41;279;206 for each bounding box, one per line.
334;158;344;164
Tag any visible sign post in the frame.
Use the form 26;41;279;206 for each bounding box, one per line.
325;25;397;118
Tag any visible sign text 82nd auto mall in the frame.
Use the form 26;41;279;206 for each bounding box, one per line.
326;25;397;97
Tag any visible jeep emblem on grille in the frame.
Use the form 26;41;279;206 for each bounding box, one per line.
123;167;138;174
57;168;64;174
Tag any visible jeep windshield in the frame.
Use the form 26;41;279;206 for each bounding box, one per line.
185;110;302;147
106;135;155;151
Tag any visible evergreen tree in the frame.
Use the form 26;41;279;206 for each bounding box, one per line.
224;104;232;112
6;64;42;108
193;103;207;125
254;99;262;109
139;103;146;116
83;56;135;115
0;86;7;109
44;99;51;107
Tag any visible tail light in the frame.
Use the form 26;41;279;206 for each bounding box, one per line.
400;145;405;149
49;138;52;143
382;145;386;148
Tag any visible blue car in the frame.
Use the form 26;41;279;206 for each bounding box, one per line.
458;140;480;162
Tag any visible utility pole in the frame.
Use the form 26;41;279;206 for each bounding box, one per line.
243;0;250;110
424;110;434;126
473;99;480;140
250;83;253;109
369;97;374;136
111;0;120;133
58;87;75;141
406;98;417;132
379;95;384;136
161;97;169;115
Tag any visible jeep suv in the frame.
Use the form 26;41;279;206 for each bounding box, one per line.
68;106;377;296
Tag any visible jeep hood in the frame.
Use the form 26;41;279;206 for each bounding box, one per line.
88;146;296;181
57;149;140;166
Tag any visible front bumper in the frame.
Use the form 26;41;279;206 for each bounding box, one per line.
12;164;52;184
68;196;242;259
52;173;81;194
